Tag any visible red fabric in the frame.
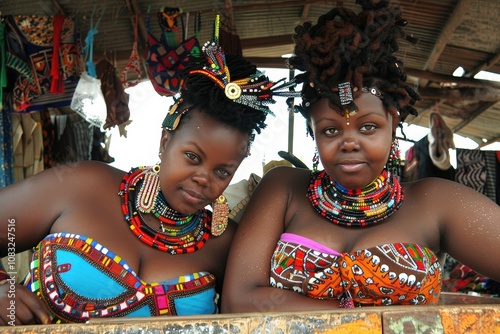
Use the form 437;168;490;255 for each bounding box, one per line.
50;15;64;94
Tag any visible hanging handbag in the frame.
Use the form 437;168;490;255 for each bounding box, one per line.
145;9;201;96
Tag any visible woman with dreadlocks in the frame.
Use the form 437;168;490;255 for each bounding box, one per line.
0;15;297;324
222;1;499;311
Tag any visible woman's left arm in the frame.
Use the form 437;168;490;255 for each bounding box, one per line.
433;178;500;281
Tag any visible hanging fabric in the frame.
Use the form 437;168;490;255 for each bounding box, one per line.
121;13;141;88
3;15;83;112
456;149;497;203
97;58;130;131
145;8;201;96
50;15;65;94
218;0;242;56
0;19;7;109
0;107;14;187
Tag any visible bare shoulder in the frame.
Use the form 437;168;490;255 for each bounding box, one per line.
0;161;127;254
402;177;493;203
24;161;126;208
246;166;311;222
45;161;124;185
402;177;499;223
0;161;124;201
260;166;311;192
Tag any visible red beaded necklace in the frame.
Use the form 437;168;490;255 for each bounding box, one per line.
307;169;404;227
119;167;210;255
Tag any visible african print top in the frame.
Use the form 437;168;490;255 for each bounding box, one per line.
25;233;218;323
270;233;442;306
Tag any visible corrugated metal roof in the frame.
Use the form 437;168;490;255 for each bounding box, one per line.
1;0;499;147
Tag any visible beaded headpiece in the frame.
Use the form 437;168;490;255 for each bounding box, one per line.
296;79;386;127
338;83;387;125
162;14;300;130
338;82;357;125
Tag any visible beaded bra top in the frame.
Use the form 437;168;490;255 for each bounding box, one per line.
26;233;218;323
307;169;404;227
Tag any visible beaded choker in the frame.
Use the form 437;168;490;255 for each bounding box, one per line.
307;170;404;227
119;167;210;255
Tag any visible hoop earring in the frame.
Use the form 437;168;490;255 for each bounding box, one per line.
312;148;319;173
386;139;401;175
137;164;161;213
211;195;228;236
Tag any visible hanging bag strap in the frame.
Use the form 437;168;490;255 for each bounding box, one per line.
121;13;141;88
83;7;104;78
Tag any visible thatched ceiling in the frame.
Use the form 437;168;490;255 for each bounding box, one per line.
2;0;499;147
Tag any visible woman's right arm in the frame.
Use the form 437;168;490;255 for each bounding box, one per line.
0;166;75;255
0;275;51;325
0;164;86;325
221;167;340;313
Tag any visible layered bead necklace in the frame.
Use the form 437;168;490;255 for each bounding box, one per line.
307;169;404;227
119;167;210;255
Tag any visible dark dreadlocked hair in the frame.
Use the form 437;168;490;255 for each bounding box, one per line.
172;54;268;142
287;0;420;134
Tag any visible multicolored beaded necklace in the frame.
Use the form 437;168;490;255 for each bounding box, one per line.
307;169;404;227
119;167;210;255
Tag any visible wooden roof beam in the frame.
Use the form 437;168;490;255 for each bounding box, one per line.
241;36;294;50
421;0;473;87
405;68;500;89
245;57;500;90
452;101;497;133
464;51;500;78
479;134;500;148
417;86;500;102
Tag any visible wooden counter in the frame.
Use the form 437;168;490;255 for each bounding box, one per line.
1;293;498;333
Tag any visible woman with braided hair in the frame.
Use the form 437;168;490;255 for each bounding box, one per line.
0;16;297;324
222;0;500;312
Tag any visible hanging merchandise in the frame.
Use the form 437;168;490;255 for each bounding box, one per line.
97;58;131;131
427;111;455;170
70;71;106;128
145;7;201;96
218;0;243;57
120;13;141;88
4;15;83;112
70;8;106;128
50;15;65;94
0;20;7;109
0;107;14;187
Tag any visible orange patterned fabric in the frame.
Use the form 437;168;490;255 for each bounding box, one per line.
270;233;442;306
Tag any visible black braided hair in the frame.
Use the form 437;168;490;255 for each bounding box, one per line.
288;0;420;134
174;54;268;142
